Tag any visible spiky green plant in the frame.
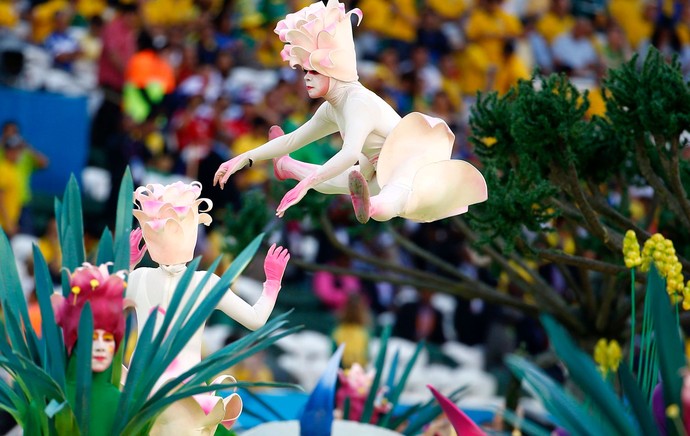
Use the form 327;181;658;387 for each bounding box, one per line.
0;170;300;435
506;264;686;436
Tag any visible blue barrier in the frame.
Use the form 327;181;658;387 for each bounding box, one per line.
232;389;495;431
0;86;89;195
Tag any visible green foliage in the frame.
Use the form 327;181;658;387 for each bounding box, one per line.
468;48;690;256
605;51;690;142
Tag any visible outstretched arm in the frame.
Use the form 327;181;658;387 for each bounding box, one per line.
215;244;290;330
214;104;338;188
276;98;378;216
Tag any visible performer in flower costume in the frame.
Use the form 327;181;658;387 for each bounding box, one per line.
214;0;488;223
55;263;127;436
127;181;290;435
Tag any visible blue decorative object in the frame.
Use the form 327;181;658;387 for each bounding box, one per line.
299;344;345;436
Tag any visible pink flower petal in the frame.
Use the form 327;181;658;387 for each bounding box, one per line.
192;394;221;416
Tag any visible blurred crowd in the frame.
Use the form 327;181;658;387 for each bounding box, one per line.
1;0;690;392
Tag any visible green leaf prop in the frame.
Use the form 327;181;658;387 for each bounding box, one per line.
0;228;33;343
33;245;66;388
649;264;686;435
540;314;637;435
74;303;94;435
96;227;114;265
113;168;133;272
506;354;612;436
361;323;391;423
56;175;85;269
618;363;660;436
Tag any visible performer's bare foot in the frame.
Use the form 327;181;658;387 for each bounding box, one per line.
348;170;370;224
268;125;289;180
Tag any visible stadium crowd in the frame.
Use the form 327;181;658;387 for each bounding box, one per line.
0;0;689;391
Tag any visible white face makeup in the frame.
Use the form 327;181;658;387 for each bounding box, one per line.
304;70;330;99
92;329;116;373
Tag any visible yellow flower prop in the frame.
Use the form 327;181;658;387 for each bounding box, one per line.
623;230;642;268
593;338;622;376
624;231;687;303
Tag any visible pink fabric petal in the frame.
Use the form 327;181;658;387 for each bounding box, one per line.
192;394;221;416
146;218;171;232
141;199;167;216
172;205;191;216
428;385;486;436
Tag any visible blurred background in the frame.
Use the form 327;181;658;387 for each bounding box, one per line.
1;0;689;432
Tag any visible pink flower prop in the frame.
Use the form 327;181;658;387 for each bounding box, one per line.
132;181;213;265
57;262;127;354
428;385;486;436
335;363;391;423
274;0;363;82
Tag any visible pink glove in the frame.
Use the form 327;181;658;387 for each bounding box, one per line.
214;154;250;189
130;228;148;269
263;244;290;299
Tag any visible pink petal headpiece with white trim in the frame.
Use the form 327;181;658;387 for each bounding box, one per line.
274;0;362;82
133;181;212;265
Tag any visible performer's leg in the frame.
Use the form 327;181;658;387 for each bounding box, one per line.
368;184;410;222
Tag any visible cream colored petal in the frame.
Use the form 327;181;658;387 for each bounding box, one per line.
289;46;313;69
311;48;358;82
403;160;488;223
220;393;243;429
198;213;213;226
376;113;454;188
132;210;152;225
285;29;317;52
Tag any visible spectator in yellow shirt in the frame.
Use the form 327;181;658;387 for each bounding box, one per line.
231;116;271;190
494;40;530;95
31;0;70;43
0;1;18;29
609;0;655;49
358;0;419;57
465;0;523;68
0;137;23;237
536;0;575;44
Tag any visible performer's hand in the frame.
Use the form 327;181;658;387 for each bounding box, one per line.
214;155;249;189
276;178;312;217
130;228;147;269
263;243;290;299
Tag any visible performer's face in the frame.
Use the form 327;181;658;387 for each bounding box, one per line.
92;329;116;372
304;70;329;98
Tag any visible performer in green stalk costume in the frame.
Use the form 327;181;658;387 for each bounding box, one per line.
55;263;127;436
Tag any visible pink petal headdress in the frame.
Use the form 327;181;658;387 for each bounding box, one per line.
274;0;363;82
133;181;212;266
57;262;127;354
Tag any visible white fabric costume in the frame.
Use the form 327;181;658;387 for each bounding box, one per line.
125;182;289;434
214;0;487;223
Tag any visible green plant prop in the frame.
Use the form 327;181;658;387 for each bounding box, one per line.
506;263;687;436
